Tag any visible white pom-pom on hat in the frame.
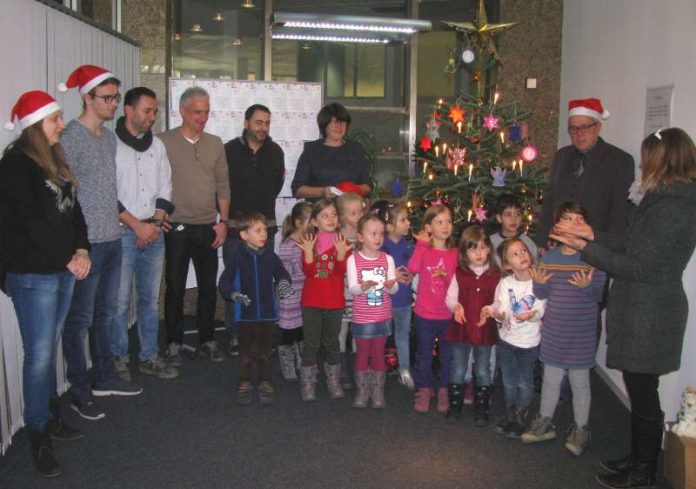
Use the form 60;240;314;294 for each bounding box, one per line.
4;121;16;131
58;82;68;93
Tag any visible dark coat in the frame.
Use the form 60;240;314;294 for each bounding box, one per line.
536;137;635;247
582;181;696;374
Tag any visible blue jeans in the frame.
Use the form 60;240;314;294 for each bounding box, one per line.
450;343;493;386
62;239;122;402
6;271;75;431
391;305;412;371
112;229;165;362
413;315;452;389
497;339;539;408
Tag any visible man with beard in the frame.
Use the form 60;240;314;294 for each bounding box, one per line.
222;104;285;355
112;87;178;381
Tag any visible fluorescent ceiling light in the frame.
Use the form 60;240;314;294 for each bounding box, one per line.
273;33;388;44
271;12;431;43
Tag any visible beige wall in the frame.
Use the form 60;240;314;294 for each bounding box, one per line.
498;0;563;168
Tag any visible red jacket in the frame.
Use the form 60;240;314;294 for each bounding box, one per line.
445;266;500;345
301;245;347;309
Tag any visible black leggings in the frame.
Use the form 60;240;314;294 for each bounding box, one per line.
279;327;303;346
623;371;661;420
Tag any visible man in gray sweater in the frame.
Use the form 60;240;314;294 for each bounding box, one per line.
60;65;142;422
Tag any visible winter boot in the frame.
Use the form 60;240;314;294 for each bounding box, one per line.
437;387;449;414
463;381;475;405
600;412;640;474
352;370;371;408
596;412;662;489
506;406;528;439
445;384;464;423
48;398;84;442
494;406;516;435
324;363;345;399
474;385;491;427
29;429;60;478
339;352;354;391
278;345;298;382
299;365;318;402
371;370;387;409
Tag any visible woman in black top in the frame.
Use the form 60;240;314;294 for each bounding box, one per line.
551;128;696;489
0;91;91;478
291;103;372;200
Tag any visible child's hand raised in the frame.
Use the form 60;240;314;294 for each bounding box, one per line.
396;265;412;284
529;265;554;284
453;303;466;325
569;268;594;288
333;232;352;259
295;232;316;260
383;278;397;290
413;229;431;243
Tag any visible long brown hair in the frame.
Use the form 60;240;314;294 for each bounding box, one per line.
640;127;696;192
3;121;78;187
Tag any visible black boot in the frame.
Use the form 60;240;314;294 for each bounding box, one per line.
474;385;491;427
29;429;60;478
445;384;464;423
600;412;640;474
596;412;661;489
506;406;528;439
340;352;353;391
47;398;84;442
494;405;515;435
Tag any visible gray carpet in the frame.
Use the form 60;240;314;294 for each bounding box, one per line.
0;333;674;489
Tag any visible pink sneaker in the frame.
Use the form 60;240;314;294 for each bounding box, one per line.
414;388;430;413
463;382;475;405
437;387;449;413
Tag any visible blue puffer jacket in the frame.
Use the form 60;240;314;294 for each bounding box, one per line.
219;244;291;322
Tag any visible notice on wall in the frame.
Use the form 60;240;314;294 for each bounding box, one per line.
644;85;673;137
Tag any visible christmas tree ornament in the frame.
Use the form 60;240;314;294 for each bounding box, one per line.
448;105;466;124
472;72;481;82
426;118;440;141
391;178;404;197
442;195;451;206
483;114;500;131
446;147;467;169
419;135;433;152
470;134;481;144
474;207;488;222
521;144;538;162
461;48;475;64
491;166;507;187
536;190;544;204
508;123;522;143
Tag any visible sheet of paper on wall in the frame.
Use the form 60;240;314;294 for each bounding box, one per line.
644;85;673;137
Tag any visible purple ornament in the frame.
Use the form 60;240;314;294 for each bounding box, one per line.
391;179;404;197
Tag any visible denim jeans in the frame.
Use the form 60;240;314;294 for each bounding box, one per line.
6;271;75;431
497;339;539;408
413;315;452;389
62;239;122;402
112;228;165;362
164;223;218;345
391;305;412;371
450;343;493;386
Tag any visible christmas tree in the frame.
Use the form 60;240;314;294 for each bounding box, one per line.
406;0;548;238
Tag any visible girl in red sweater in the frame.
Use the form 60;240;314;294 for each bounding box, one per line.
444;224;500;426
296;199;351;402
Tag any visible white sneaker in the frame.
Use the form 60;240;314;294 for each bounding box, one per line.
398;369;415;390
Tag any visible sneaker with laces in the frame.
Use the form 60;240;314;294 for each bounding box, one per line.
114;356;131;382
398;369;415;390
228;338;239;357
47;418;84;442
259;381;274;405
198;341;226;362
70;399;105;421
237;381;253;406
565;423;590;456
521;414;557;443
165;342;182;368
139;356;179;379
92;377;143;397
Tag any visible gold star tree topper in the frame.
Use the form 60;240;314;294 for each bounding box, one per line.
442;0;516;60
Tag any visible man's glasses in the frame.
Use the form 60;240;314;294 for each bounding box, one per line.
568;122;598;135
92;93;122;104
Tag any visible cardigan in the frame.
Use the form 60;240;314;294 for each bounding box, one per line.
581;181;696;374
444;266;500;345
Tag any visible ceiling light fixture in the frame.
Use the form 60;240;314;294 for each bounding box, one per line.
240;0;255;9
190;23;202;33
213;12;224;21
233;36;243;46
273;33;387;44
174;32;182;41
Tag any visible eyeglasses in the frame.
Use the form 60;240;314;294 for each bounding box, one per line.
568;122;598;134
92;93;122;104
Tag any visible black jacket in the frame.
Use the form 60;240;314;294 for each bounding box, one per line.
219;244;291;322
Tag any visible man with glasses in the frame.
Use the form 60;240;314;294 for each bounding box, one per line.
536;98;634;250
159;87;230;366
60;65;142;422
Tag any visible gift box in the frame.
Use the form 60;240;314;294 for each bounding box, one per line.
664;422;696;489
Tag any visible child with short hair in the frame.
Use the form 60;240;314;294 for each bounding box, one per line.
277;202;313;381
346;215;398;408
483;237;546;438
296;199;352;402
408;204;458;414
219;212;293;406
444;224;500;426
336;192;364;390
522;202;606;456
374;200;415;390
490;194;538;267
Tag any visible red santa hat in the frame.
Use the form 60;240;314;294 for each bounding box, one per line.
4;90;61;131
58;64;116;95
336;181;364;196
568;98;610;121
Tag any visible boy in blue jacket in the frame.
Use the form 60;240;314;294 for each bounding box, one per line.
219;211;292;405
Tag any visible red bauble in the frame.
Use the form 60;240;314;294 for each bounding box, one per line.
385;348;398;370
